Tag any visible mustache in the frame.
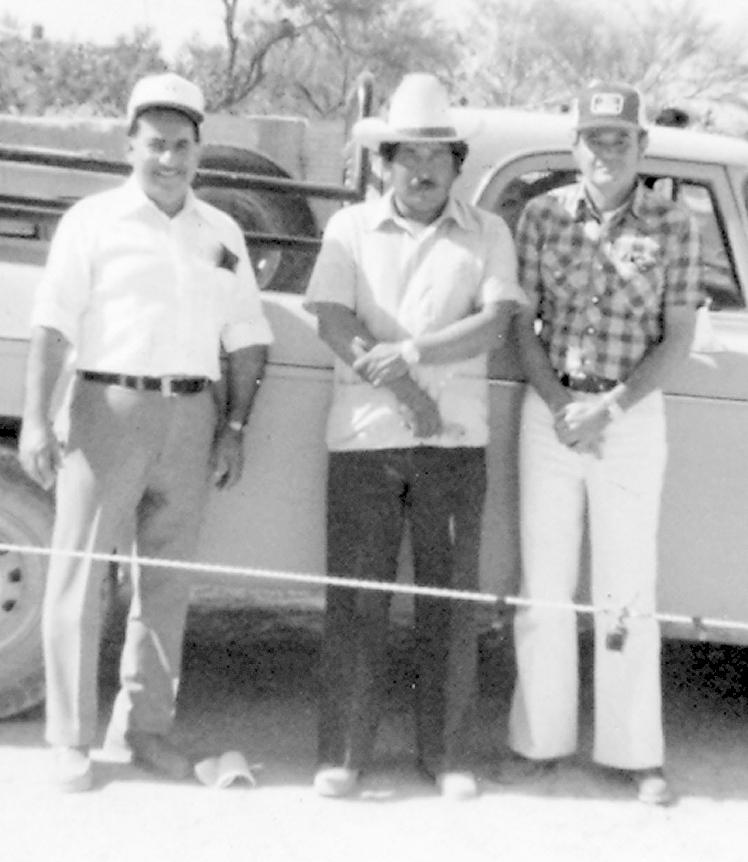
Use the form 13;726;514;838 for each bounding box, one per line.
409;177;437;190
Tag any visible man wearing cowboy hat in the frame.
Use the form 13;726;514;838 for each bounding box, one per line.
304;73;525;800
506;81;702;804
19;72;272;791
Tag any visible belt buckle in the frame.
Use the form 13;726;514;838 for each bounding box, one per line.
162;376;175;398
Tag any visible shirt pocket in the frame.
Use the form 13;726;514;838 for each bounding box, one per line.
607;252;665;316
184;256;233;333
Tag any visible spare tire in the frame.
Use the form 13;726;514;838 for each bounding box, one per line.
196;145;318;294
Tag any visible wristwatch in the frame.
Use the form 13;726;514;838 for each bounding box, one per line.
604;400;625;423
227;419;245;433
400;339;421;366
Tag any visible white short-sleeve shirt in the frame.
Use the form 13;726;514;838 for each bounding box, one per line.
305;191;525;450
31;178;273;380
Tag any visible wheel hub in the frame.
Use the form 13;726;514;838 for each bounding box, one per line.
0;550;32;649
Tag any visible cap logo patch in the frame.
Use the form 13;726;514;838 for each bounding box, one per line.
590;93;624;116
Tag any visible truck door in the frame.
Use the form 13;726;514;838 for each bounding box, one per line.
478;154;748;644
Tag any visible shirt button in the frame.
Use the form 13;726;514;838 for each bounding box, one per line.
586;326;595;335
591;296;599;304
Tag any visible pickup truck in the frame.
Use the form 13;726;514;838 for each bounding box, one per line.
1;102;748;719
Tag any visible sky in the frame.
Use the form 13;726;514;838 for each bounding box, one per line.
1;0;747;59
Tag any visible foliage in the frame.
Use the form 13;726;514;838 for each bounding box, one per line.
0;26;164;115
454;0;748;123
1;0;748;131
177;0;458;118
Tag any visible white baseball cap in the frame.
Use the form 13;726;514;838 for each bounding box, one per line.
126;73;205;129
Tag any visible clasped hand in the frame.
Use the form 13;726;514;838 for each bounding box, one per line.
351;341;409;387
553;399;610;457
351;339;442;438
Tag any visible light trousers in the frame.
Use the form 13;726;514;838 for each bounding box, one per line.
509;387;667;769
43;378;215;747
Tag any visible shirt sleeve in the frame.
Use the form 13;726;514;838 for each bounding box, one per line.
514;200;544;315
663;208;704;309
478;213;528;307
220;220;274;352
30;202;94;346
303;208;357;313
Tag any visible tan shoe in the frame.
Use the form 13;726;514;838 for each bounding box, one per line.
313;765;360;798
53;746;93;793
125;731;192;780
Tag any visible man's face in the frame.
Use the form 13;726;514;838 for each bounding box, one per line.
573;127;646;205
389;142;458;224
127;109;201;216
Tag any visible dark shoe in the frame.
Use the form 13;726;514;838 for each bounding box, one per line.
631;767;673;806
125;731;192;780
313;765;360;798
492;751;560;785
52;746;94;793
436;770;479;800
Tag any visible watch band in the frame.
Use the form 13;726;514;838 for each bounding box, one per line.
604;400;625;423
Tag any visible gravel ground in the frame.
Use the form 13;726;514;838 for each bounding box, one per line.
1;600;746;862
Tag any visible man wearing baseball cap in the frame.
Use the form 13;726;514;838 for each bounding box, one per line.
19;72;272;791
505;81;702;804
304;73;525;800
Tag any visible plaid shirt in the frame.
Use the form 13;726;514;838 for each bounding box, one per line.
516;182;703;381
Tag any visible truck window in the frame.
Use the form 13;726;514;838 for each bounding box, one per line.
0;217;39;239
494;170;743;311
667;181;743;311
0;212;55;267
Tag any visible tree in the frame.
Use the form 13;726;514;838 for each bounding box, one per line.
0;27;165;115
177;0;459;118
177;0;298;112
454;0;748;124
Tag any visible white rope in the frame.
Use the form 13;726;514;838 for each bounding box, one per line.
2;541;748;635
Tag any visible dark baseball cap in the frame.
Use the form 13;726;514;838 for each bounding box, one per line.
572;82;648;132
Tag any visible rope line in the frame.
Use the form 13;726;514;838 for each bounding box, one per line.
2;541;748;635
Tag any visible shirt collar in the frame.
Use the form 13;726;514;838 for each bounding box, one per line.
568;180;645;223
369;189;475;232
118;176;200;219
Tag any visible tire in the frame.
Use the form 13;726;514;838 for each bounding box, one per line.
196;145;318;294
0;449;53;718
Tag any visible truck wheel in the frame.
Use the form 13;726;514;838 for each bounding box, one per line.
0;450;52;718
196;145;318;294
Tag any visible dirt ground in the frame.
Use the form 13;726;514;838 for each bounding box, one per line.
1;597;746;862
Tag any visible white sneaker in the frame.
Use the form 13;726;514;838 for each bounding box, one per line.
313;765;360;798
437;770;479;800
53;746;93;793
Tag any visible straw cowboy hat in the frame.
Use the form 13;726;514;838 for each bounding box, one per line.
352;74;478;149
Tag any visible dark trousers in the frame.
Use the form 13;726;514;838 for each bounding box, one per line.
318;446;487;775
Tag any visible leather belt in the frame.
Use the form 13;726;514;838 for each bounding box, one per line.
79;370;210;396
559;373;619;393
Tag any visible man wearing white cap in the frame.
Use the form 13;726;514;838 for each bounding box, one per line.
507;81;702;804
19;73;273;791
304;73;525;800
